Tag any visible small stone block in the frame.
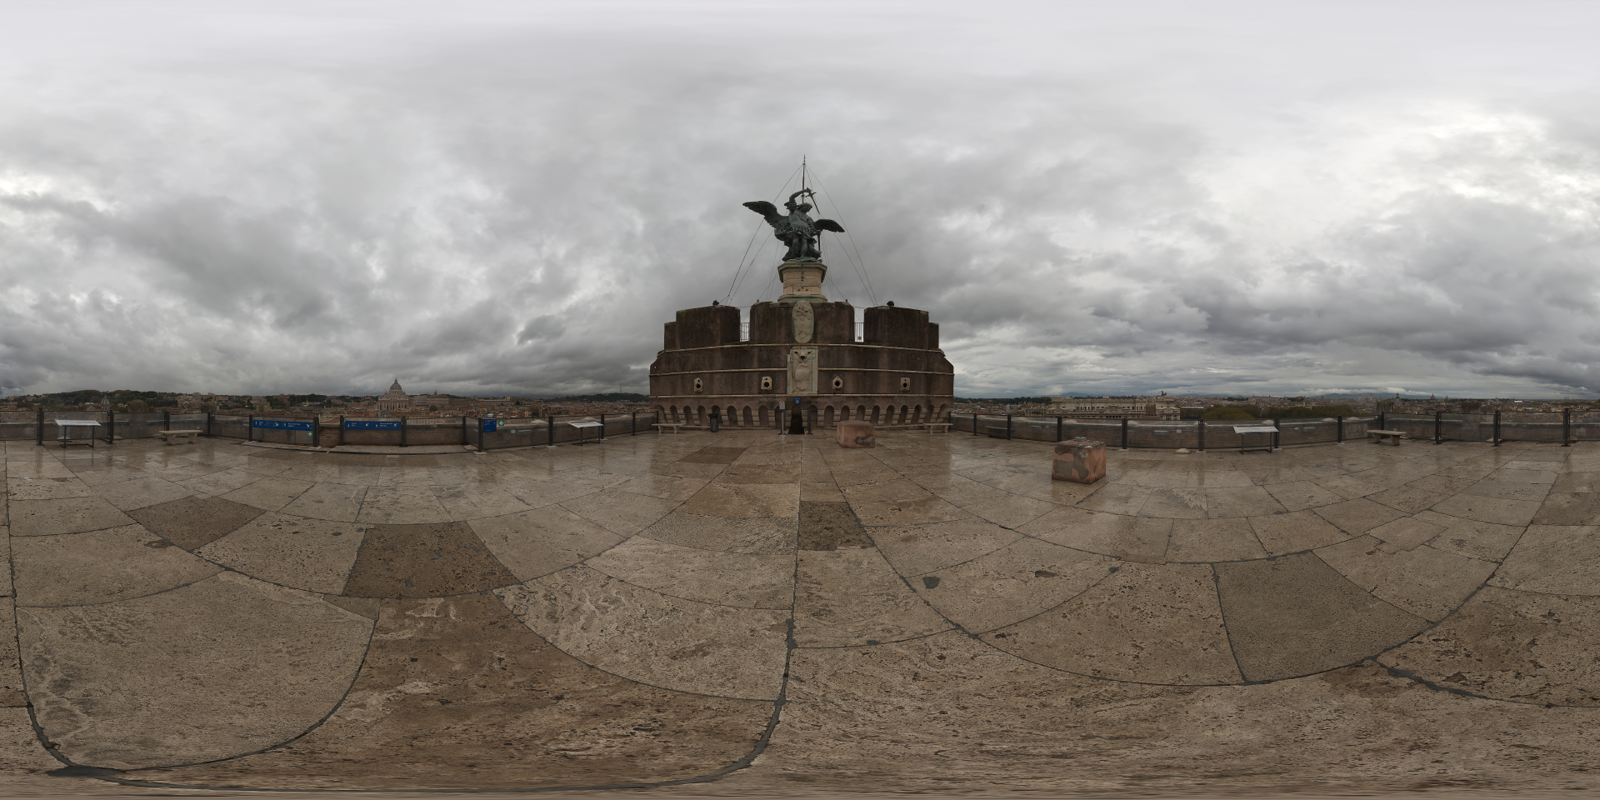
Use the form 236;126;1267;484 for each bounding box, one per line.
1053;439;1106;484
837;420;876;448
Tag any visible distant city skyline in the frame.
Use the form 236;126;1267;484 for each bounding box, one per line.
3;2;1599;399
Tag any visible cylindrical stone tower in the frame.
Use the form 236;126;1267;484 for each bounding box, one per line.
649;258;955;432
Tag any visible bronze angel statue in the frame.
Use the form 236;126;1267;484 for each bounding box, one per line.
743;189;845;261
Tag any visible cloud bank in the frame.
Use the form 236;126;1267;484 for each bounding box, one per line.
2;1;1598;398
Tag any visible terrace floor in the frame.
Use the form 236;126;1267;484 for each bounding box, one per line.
1;432;1599;797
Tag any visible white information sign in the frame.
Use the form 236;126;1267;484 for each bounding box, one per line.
568;420;605;446
54;419;103;449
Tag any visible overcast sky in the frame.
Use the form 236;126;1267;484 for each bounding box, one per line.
3;1;1599;399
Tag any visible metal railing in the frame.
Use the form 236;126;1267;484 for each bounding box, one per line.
1;408;659;451
948;409;1592;449
5;406;1592;450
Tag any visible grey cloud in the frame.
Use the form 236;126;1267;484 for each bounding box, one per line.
2;6;1599;399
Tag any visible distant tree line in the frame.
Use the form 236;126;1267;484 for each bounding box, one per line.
955;396;1054;405
1202;404;1358;420
540;393;648;402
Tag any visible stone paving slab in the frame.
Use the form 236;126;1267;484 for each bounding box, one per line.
1216;553;1428;681
990;561;1240;684
910;536;1114;633
11;524;223;606
793;547;950;647
498;567;788;699
3;434;1600;795
18;572;372;770
125;593;772;790
0;597;22;707
1380;587;1600;706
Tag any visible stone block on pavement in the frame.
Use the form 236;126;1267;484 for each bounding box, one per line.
837;420;876;448
1053;439;1106;484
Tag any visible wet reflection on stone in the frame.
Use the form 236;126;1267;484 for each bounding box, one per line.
3;435;1599;793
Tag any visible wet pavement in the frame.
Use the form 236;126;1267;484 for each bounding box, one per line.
1;432;1598;795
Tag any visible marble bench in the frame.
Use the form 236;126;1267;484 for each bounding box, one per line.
1367;430;1405;446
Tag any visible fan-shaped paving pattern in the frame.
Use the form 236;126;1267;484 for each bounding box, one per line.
2;434;1599;793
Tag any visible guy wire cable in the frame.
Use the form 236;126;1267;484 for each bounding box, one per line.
729;166;802;303
807;167;877;306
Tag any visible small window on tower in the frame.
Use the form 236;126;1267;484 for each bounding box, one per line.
693;378;704;393
760;376;773;391
832;375;844;390
900;377;911;391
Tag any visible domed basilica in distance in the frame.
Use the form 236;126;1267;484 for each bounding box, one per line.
649;185;954;432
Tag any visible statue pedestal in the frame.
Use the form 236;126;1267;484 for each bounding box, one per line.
778;260;828;303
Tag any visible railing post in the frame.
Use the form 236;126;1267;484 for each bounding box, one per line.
1378;411;1386;432
36;405;44;446
107;409;115;445
600;413;607;441
313;416;321;449
632;411;637;436
1336;416;1343;444
548;414;555;448
1198;419;1205;452
461;415;467;445
1434;410;1442;445
1056;415;1063;443
973;413;978;436
164;410;171;432
1270;419;1279;451
479;418;487;452
1121;418;1129;450
1006;414;1012;440
206;412;213;438
1493;410;1501;446
248;414;254;442
1564;407;1572;447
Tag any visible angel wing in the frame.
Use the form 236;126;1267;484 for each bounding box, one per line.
814;218;845;233
743;200;780;219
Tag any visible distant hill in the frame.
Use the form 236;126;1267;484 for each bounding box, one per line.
955;396;1054;404
537;393;648;403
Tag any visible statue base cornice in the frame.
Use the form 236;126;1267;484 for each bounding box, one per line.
777;259;828;304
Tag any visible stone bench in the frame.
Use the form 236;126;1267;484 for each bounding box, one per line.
155;429;201;445
1368;429;1405;446
923;422;951;434
653;423;683;435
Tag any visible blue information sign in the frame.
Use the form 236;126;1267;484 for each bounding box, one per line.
483;419;499;433
344;420;401;430
252;419;313;432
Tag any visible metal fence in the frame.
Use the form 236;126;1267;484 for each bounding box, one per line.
949;410;1593;450
6;406;1593;450
2;409;659;451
